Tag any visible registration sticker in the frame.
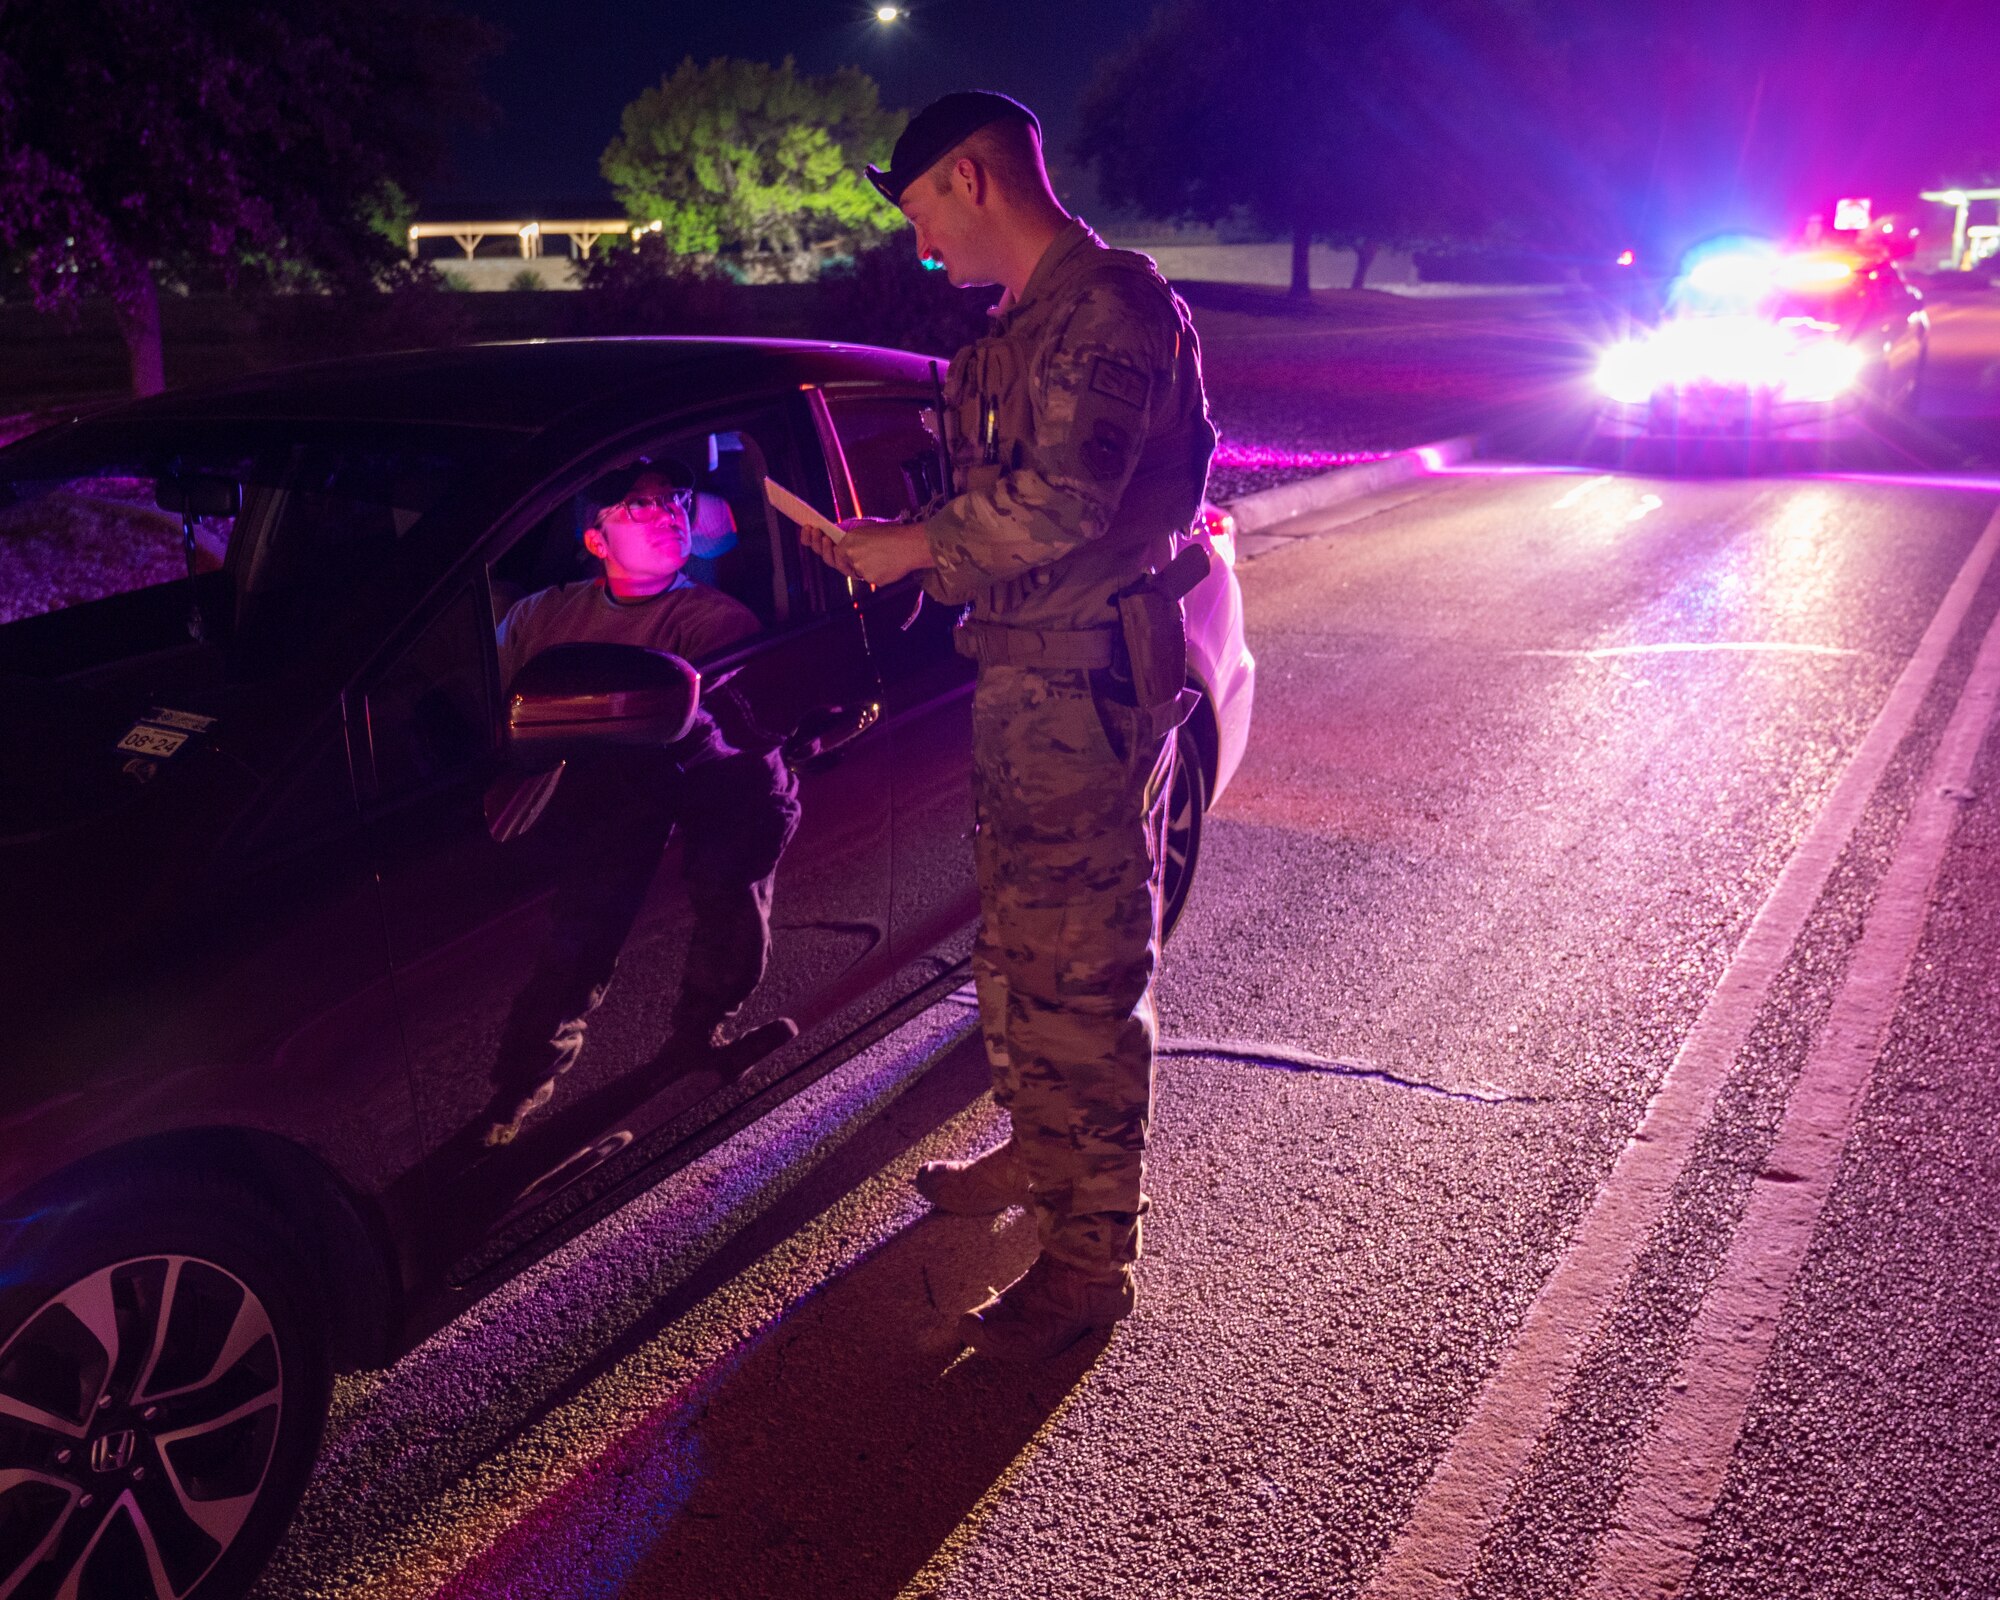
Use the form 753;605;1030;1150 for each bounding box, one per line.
144;707;216;732
117;724;189;758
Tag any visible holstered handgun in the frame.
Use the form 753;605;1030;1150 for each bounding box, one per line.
1113;542;1211;746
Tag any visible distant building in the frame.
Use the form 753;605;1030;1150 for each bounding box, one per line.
405;218;657;290
1920;189;2000;272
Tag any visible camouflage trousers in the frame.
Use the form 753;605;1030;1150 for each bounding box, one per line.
970;663;1173;1277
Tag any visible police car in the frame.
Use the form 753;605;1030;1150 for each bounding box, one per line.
1592;226;1929;463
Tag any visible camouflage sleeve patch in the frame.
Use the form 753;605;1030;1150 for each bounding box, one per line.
1081;416;1134;482
921;274;1179;596
1089;356;1151;410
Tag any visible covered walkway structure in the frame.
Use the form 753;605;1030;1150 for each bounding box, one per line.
406;219;661;261
1921;188;2000;272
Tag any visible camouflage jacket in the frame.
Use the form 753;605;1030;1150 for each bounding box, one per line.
921;219;1215;631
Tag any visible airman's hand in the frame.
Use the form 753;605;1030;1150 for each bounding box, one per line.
797;524;857;579
834;519;937;587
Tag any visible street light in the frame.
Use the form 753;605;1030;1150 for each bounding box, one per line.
875;5;902;20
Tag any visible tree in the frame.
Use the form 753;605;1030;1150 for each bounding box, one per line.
816;239;994;356
1076;0;1571;294
601;57;905;285
0;0;494;395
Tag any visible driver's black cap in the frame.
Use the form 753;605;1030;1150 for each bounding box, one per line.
575;457;696;536
866;91;1041;205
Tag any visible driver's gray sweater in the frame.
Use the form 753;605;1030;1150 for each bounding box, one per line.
496;574;760;688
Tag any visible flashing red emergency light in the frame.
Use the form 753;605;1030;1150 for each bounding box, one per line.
1773;254;1856;291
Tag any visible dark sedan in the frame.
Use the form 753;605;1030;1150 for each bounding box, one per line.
0;337;1251;1600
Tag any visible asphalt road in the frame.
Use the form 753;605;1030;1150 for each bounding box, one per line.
254;465;2000;1600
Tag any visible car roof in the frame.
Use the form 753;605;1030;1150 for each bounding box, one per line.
85;338;939;434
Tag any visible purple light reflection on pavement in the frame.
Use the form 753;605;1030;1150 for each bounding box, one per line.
255;1002;989;1600
1802;470;2000;493
1212;440;1394;472
1413;459;2000;493
431;1368;723;1600
1417;454;1591;475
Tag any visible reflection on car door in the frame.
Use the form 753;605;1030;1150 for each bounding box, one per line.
821;392;980;969
144;716;423;1229
360;490;891;1283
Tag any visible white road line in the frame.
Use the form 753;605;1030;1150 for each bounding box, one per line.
1626;494;1665;523
1554;475;1615;510
1519;643;1858;661
1361;501;2000;1600
1584;558;2000;1599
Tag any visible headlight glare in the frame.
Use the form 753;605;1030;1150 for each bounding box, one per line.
1778;342;1865;403
1596;343;1658;404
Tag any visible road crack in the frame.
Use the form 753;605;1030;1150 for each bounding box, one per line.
945;988;1533;1104
1158;1037;1536;1103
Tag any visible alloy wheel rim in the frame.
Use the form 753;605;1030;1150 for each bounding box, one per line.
0;1255;284;1600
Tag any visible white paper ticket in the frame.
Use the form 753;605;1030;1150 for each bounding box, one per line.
762;478;846;543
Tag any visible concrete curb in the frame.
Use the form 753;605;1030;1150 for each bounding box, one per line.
0;405;96;449
1224;435;1479;536
0;411;52;449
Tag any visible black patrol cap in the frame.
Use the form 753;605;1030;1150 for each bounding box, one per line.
866;90;1041;206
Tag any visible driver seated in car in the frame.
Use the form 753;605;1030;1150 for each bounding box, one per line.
483;461;799;1148
497;460;757;678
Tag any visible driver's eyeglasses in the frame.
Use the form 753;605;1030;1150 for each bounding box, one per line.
610;490;694;522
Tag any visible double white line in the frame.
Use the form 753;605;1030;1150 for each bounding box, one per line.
1366;502;2000;1599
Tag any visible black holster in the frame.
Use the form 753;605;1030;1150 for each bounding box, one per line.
1113;543;1211;746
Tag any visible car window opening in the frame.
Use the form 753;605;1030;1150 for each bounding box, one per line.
486;411;822;654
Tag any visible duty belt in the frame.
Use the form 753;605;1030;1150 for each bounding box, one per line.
952;619;1118;669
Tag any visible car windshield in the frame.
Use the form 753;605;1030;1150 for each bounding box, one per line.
0;419;513;640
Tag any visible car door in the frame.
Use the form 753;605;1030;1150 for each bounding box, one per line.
362;398;893;1281
99;706;424;1231
205;713;426;1220
816;388;981;968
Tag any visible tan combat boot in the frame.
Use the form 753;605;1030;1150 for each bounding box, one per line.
913;1140;1032;1216
958;1255;1137;1362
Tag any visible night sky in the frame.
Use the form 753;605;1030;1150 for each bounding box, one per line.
439;0;2000;242
438;0;1158;216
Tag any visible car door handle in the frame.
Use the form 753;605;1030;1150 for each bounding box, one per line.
782;701;881;770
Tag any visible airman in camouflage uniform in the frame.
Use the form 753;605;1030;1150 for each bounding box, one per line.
805;92;1214;1360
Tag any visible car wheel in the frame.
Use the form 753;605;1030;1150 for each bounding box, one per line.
0;1178;330;1600
1159;723;1208;941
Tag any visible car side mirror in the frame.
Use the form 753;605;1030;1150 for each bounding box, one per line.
505;642;700;766
155;474;241;518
